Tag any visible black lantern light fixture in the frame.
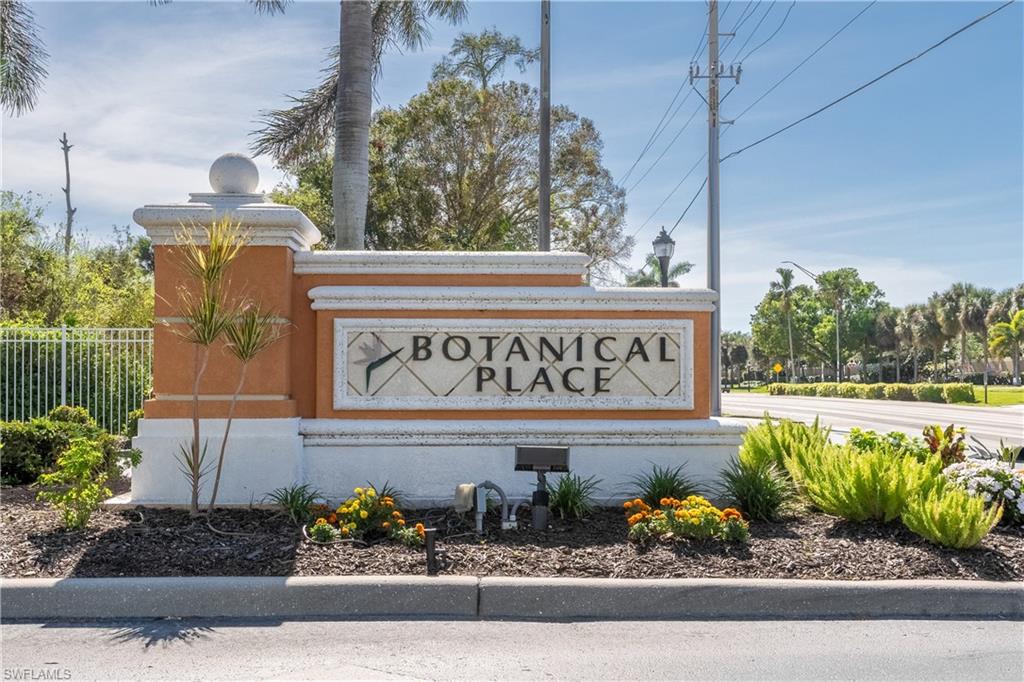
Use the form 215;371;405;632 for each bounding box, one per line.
652;227;676;288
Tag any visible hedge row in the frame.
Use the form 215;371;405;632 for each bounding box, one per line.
768;382;975;404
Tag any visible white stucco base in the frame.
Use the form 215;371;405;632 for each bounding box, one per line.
131;418;304;505
129;418;745;507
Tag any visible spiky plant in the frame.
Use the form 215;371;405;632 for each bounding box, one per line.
172;218;246;515
206;304;283;512
548;473;602;521
717;457;794;522
629;464;700;507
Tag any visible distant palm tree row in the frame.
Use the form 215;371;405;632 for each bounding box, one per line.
748;268;1024;385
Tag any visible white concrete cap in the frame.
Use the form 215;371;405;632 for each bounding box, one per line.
209;152;259;193
133;153;322;251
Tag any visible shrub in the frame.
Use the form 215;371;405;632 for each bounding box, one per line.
0;416;131;485
943;460;1024;525
768;383;785;396
785;445;940;522
124;408;145;438
883;384;916;401
846;428;931;462
816;383;839;397
36;438;111;529
629;463;700;507
548;473;602;520
624;495;749;543
717;457;794;522
922;424;967;466
902;478;1003;549
913;384;944;403
267;483;324;524
47;405;95;425
837;383;861;399
740;417;830;472
942;383;975;404
860;384;886;399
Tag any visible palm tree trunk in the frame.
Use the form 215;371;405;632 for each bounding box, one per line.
207;363;248;513
333;0;372;250
895;340;901;383
912;345;918;382
1015;340;1022;386
959;330;967;381
786;313;795;383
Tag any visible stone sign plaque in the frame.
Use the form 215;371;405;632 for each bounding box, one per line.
333;318;694;410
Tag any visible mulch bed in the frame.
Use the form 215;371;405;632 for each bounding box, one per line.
3;482;1022;581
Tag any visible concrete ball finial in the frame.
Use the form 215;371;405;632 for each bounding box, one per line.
209;153;259;194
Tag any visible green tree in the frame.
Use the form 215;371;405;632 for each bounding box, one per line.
768;267;797;380
874;305;899;382
814;268;884;381
750;282;821;367
989;309;1024;385
896;304;919;382
914;299;951;381
624;254;693;287
935;282;985;381
432;28;537;88
987;285;1024;328
253;0;468;249
273;33;633;279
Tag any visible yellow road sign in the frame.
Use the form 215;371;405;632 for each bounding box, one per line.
773;362;783;373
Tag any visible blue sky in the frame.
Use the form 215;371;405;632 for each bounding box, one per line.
2;1;1021;330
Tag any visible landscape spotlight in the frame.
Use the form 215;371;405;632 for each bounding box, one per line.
652;227;676;288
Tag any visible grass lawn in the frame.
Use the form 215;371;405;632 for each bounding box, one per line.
974;385;1024;406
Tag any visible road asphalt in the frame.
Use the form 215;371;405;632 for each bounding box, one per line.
3;618;1022;681
722;393;1024;447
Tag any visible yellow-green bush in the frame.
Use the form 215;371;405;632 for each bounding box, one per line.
837;383;861;399
883;383;915;401
913;383;944;403
816;383;840;397
860;384;886;399
942;383;975;403
739;417;830;472
784;445;941;522
902;478;1002;549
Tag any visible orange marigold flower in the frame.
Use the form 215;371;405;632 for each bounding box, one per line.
382;521;391;529
327;514;337;524
392;510;402;518
623;501;633;510
397;519;406;526
314;517;328;526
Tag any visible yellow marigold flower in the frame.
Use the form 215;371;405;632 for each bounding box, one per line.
366;488;376;498
354;487;364;495
315;517;328;525
360;510;369;519
340;526;350;536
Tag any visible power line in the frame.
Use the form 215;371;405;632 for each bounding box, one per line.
621;7;709;184
627;102;703;194
738;0;796;63
720;0;764;59
629;152;707;238
723;1;876;112
668;177;708;235
723;0;777;62
721;0;1014;163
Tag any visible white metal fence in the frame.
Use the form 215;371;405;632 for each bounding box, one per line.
1;327;152;433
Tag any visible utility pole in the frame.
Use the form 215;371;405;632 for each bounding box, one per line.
538;0;551;251
691;0;739;416
59;132;76;262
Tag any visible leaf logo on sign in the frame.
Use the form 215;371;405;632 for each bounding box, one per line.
353;334;404;391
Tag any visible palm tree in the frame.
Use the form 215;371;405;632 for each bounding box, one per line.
990;309;1024;386
432;28;538;89
0;0;49;116
253;1;468;248
875;306;899;382
913;300;950;382
625;254;693;287
935;282;980;381
964;287;995;383
895;304;918;382
768;267;797;381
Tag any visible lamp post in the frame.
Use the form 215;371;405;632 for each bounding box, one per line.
783;260;842;384
653;228;676;288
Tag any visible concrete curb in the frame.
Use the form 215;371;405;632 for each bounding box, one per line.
477;577;1024;620
0;576;478;620
2;576;1021;621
